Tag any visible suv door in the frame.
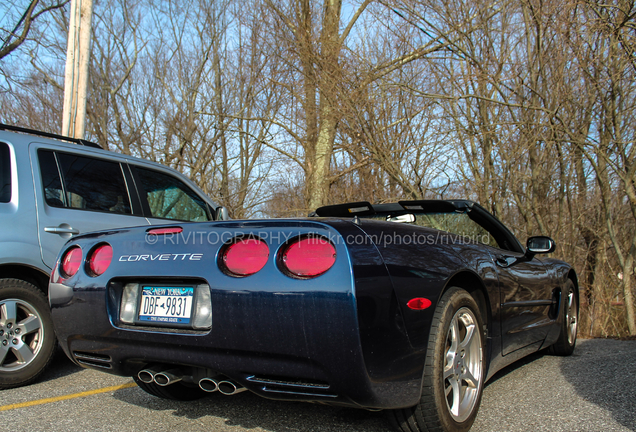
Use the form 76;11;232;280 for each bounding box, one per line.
34;146;149;269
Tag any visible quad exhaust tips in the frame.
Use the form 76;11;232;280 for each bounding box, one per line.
138;367;246;395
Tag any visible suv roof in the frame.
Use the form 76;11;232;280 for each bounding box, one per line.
0;123;103;149
0;124;200;180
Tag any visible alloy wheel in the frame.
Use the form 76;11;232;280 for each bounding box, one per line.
443;306;483;423
0;299;45;371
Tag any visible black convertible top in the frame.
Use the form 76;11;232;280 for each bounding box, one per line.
313;200;524;254
313;200;475;217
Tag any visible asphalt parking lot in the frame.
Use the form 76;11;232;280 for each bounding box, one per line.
1;338;634;432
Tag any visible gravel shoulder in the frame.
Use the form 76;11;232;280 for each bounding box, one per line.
1;339;634;432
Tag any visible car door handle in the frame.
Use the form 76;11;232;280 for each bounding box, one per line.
496;254;532;268
44;226;80;235
496;255;516;268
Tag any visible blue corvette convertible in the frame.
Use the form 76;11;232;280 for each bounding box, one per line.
49;200;578;432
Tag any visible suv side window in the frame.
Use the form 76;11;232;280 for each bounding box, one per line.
0;143;10;203
135;166;210;221
38;150;64;207
38;150;132;214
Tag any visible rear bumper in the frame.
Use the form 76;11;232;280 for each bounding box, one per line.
54;284;421;408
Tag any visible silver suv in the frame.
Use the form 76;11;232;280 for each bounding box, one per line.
0;124;223;388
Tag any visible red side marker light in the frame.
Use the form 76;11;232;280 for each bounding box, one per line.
407;298;432;310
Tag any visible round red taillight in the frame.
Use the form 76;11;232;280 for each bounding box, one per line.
88;244;113;276
281;237;336;278
61;246;82;278
221;238;269;277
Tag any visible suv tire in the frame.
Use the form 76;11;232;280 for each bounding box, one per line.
0;279;56;389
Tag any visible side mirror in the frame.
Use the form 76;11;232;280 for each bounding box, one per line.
526;236;556;256
216;206;230;221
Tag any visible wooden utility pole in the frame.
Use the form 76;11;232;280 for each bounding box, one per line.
62;0;93;139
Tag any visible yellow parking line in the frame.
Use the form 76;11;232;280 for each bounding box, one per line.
0;382;137;411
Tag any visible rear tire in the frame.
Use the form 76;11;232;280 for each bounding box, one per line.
133;375;209;401
548;280;578;356
0;279;57;389
387;287;485;432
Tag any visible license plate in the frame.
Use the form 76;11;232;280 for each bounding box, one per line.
138;286;194;325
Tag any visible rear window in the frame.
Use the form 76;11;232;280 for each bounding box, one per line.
0;143;11;203
38;150;132;214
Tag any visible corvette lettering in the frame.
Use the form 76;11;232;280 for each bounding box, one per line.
118;253;203;262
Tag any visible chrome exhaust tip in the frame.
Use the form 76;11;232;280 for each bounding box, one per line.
198;378;219;392
154;369;183;386
138;367;161;384
217;380;247;395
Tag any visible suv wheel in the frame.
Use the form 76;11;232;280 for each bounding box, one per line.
0;279;56;389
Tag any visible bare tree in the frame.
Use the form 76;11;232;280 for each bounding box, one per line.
561;0;636;335
0;0;69;60
262;0;502;211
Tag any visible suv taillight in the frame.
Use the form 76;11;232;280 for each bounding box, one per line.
220;238;269;277
87;244;113;276
61;246;82;278
280;237;336;278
